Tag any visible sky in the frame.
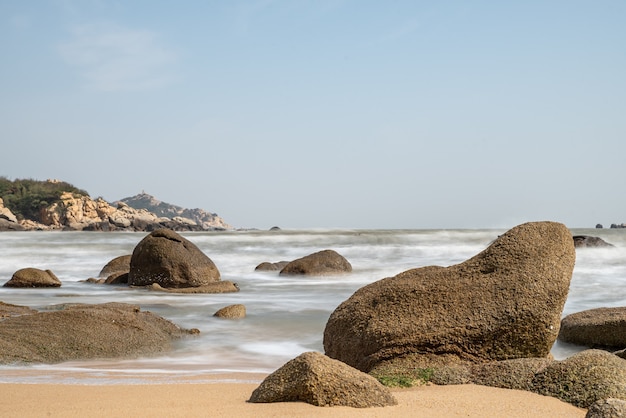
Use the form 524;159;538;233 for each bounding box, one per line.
1;1;625;230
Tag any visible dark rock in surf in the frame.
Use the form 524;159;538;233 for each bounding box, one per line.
279;250;352;276
248;351;397;407
323;221;576;372
573;235;614;248
3;267;62;288
558;307;626;349
128;228;223;288
255;261;289;271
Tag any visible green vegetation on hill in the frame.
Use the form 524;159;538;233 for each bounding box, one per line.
0;177;89;221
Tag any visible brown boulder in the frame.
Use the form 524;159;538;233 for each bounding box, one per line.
3;268;62;288
532;350;626;408
559;307;626;349
98;254;132;278
248;351;397;407
279;250;352;276
324;221;576;372
0;302;197;364
213;304;246;319
255;261;289;271
128;229;220;288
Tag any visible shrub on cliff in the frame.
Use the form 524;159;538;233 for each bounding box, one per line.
0;177;89;221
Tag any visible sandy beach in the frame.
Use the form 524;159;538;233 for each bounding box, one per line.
0;378;586;418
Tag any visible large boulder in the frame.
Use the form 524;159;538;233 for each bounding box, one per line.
532;350;626;408
128;229;221;288
3;268;62;288
279;250;352;276
0;302;198;364
324;221;576;372
559;307;626;349
248;351;397;408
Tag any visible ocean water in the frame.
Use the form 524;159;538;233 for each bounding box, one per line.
0;227;624;384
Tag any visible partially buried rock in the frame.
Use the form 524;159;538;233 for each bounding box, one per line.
559;307;626;349
279;250;352;276
532;349;626;408
255;261;289;271
573;235;614;248
128;228;226;289
3;267;62;288
248;351;397;408
324;221;576;372
0;302;198;364
213;304;246;319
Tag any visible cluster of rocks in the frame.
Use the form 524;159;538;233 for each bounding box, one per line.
596;223;626;229
0;192;230;232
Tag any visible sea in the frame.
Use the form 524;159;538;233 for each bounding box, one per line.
0;227;624;385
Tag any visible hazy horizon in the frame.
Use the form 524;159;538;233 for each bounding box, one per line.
2;1;624;230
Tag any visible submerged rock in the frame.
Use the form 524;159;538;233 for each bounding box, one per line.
280;250;352;276
3;268;62;288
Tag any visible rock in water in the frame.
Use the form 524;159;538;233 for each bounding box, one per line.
128;228;220;288
279;249;352;276
248;351;397;407
3;268;62;288
323;221;576;372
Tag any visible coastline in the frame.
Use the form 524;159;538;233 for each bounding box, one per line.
0;379;586;418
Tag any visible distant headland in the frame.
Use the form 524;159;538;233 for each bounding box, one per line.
0;177;231;232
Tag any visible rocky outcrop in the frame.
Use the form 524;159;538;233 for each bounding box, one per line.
3;268;62;288
128;229;236;292
559;307;626;349
118;192;231;230
249;351;397;408
214;304;246;319
0;302;198;364
324;221;576;372
279;250;352;276
3;191;231;232
573;235;614;248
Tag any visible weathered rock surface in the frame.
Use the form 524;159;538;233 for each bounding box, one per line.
255;261;289;271
573;235;614;248
214;304;246;319
128;229;227;289
0;301;37;318
324;221;576;372
532;350;626;408
586;398;626;418
0;302;197;364
0;197;18;223
559;307;626;349
279;250;352;276
99;254;132;278
249;351;397;408
3;268;62;288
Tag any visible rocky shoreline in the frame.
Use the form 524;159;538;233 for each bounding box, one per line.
0;192;230;232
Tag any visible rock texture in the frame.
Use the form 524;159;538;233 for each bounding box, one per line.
249;351;397;408
255;261;289;271
559;307;626;349
128;229;224;289
214;304;246;319
279;250;352;276
3;268;62;288
0;302;197;364
586;398;626;418
99;254;132;278
532;350;626;408
324;221;576;372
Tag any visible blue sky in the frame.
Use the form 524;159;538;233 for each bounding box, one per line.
1;1;625;229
